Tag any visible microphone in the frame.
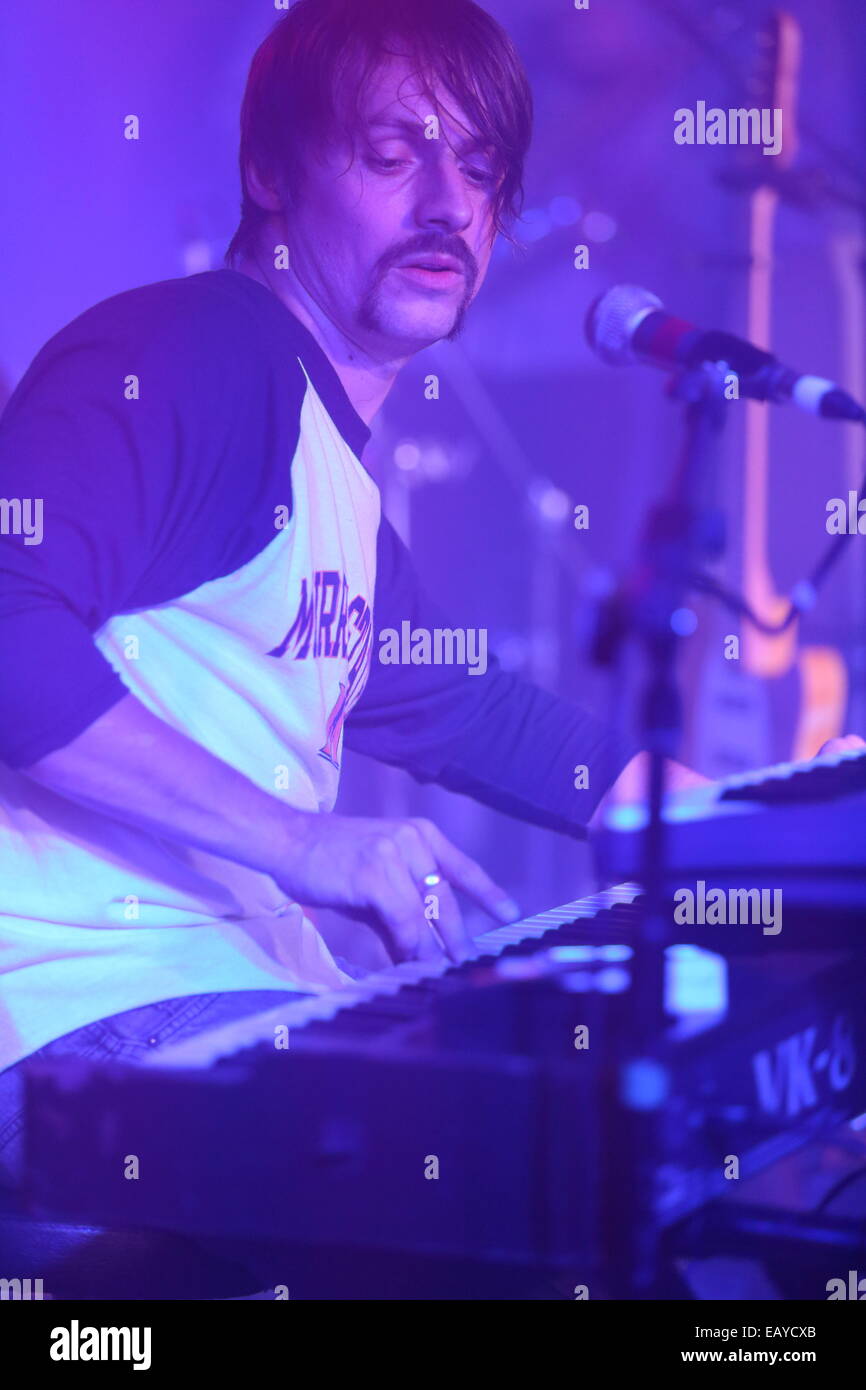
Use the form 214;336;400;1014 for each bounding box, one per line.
585;284;865;422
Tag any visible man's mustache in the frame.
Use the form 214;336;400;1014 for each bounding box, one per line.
376;238;478;293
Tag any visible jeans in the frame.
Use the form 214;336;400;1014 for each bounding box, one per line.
0;990;310;1193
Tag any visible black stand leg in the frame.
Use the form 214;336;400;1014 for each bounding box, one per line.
597;363;729;1297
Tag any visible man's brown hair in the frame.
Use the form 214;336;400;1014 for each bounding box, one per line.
226;0;533;264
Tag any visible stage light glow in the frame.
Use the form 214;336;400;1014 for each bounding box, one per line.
394;441;421;471
582;210;617;242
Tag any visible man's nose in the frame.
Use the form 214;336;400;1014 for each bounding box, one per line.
413;152;473;234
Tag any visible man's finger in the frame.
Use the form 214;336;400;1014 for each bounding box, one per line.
370;847;446;964
413;820;521;924
389;826;472;963
420;877;475;963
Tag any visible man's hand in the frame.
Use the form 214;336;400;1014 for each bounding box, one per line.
24;695;521;968
591;736;866;832
817;735;866;756
272;812;521;965
589;751;712;831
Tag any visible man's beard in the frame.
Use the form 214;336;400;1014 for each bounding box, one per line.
356;273;474;344
356;238;478;345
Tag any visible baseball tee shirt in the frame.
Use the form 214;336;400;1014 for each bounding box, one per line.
0;269;636;1070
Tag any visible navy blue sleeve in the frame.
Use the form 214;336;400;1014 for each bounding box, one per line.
0;280;304;768
344;518;640;837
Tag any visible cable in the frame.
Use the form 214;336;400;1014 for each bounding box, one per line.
687;441;866;637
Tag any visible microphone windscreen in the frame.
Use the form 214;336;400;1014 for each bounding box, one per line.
585;284;663;365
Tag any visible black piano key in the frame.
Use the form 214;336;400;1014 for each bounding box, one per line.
289;900;645;1042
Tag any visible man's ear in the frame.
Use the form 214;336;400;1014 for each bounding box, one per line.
244;161;285;214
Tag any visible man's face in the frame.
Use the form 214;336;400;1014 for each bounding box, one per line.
277;55;500;360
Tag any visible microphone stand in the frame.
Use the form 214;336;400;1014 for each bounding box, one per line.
593;360;729;1298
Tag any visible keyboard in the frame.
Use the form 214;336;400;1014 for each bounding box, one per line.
600;748;866;911
144;882;642;1070
719;746;866;804
23;879;866;1275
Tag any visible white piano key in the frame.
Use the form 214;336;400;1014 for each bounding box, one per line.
148;881;643;1067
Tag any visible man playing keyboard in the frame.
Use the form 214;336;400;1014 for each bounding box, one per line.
0;0;859;1241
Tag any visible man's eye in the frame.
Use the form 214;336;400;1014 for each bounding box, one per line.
464;166;496;188
367;153;410;173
